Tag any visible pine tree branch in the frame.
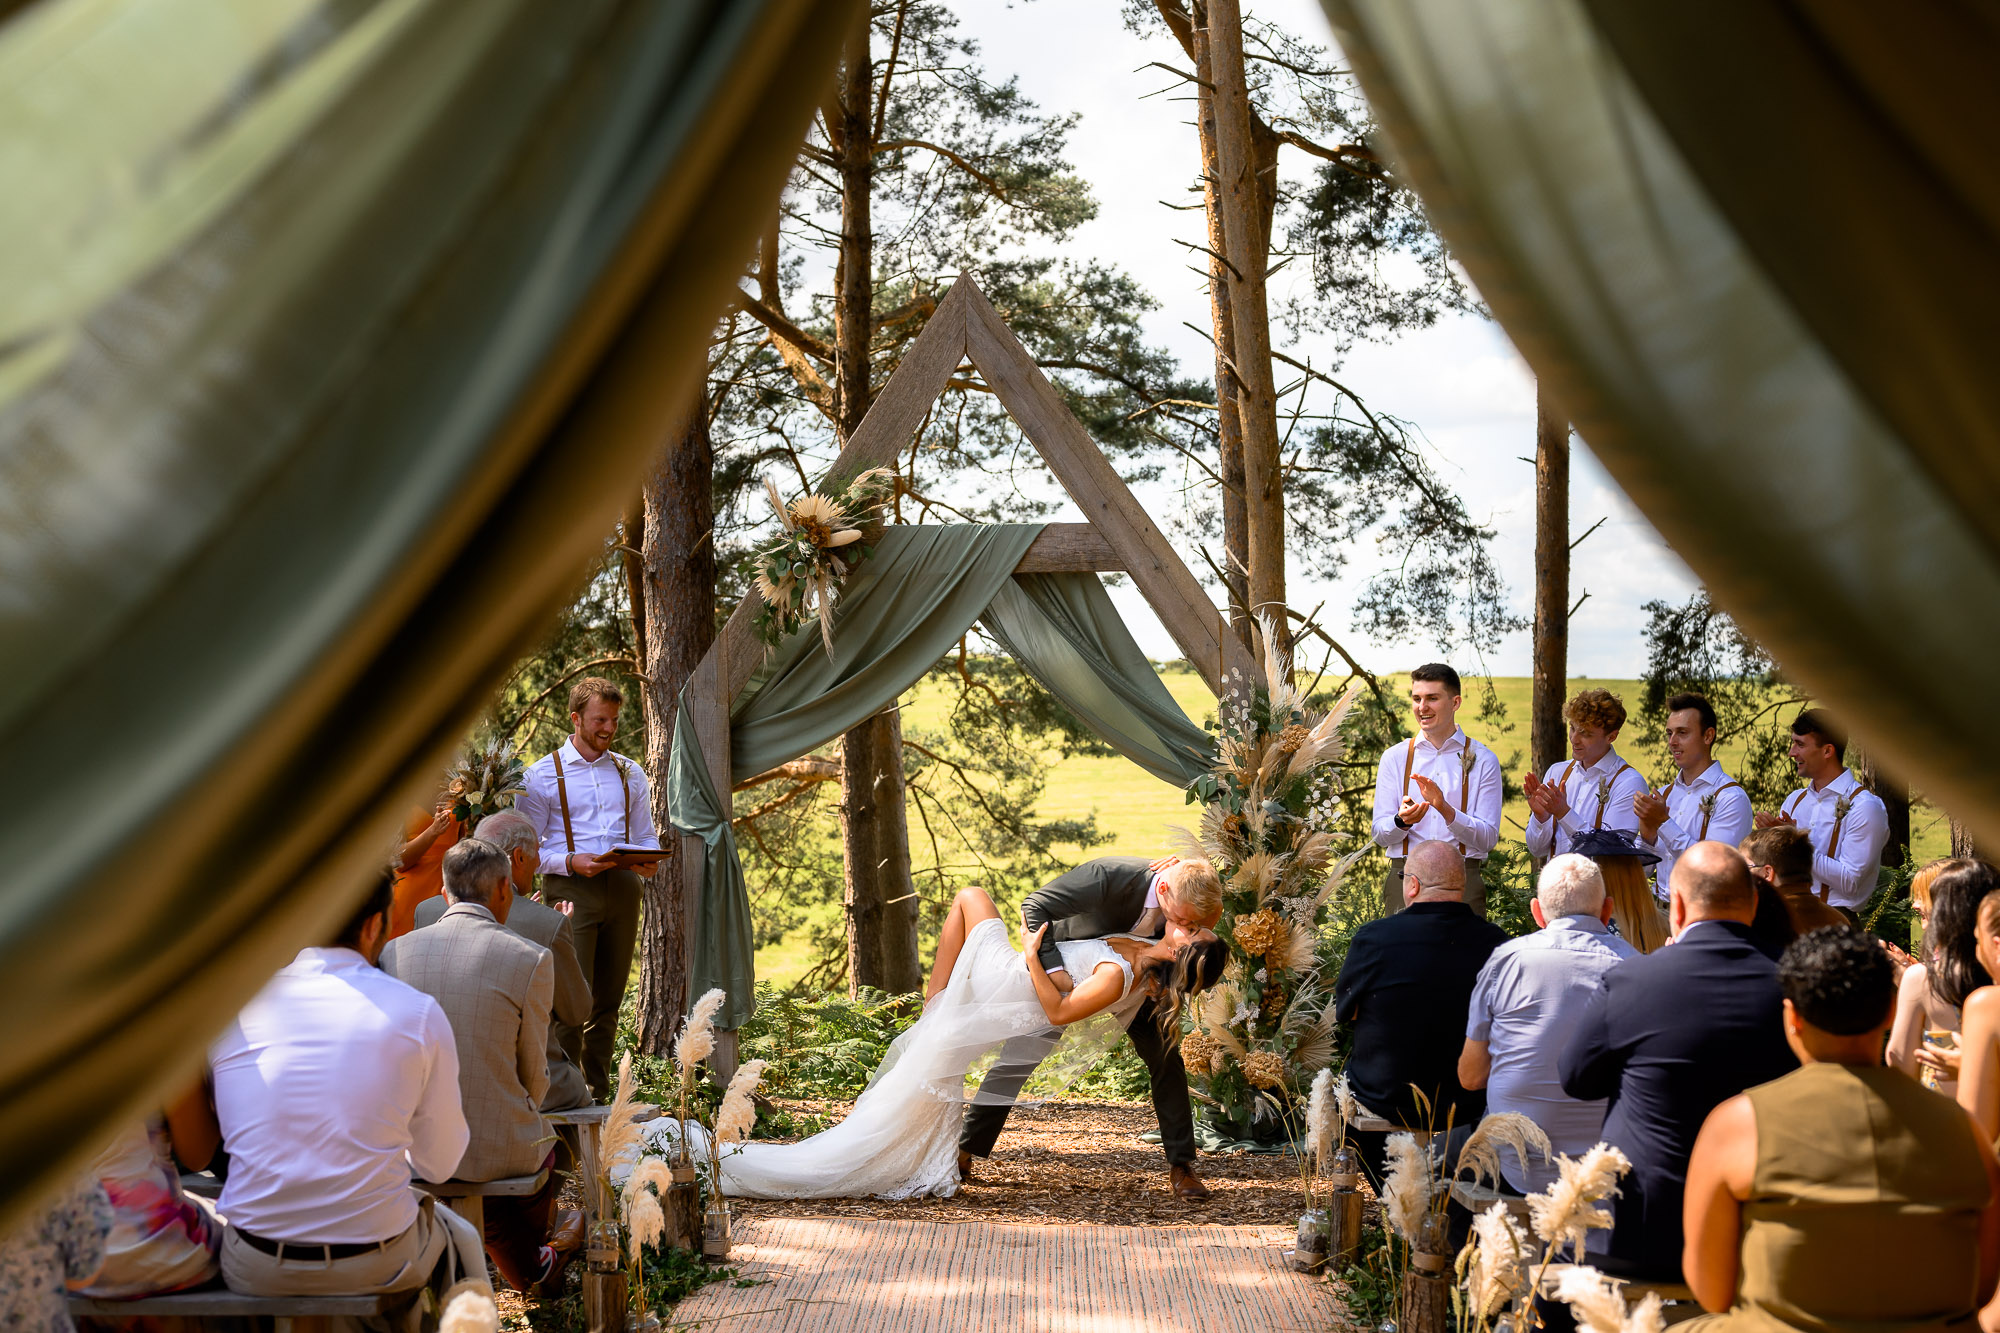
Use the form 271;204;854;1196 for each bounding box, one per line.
872;138;1011;200
734;289;834;364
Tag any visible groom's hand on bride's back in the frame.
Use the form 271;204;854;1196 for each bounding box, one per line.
1023;921;1076;992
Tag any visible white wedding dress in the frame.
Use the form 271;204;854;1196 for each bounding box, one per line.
717;917;1144;1199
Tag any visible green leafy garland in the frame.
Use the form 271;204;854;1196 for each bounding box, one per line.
1177;627;1363;1139
750;468;896;658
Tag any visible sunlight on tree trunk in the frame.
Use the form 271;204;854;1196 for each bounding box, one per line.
1206;0;1288;655
637;396;717;1052
1532;384;1569;780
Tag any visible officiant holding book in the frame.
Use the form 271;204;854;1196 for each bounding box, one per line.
517;676;661;1101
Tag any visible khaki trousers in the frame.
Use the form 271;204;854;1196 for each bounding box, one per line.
1381;856;1488;917
542;868;642;1100
219;1195;478;1328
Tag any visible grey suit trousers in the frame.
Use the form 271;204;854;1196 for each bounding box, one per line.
542;867;642;1100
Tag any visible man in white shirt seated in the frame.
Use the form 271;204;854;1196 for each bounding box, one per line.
1634;692;1753;901
1524;688;1648;861
516;676;660;1100
1755;708;1890;922
210;871;478;1304
1370;663;1504;917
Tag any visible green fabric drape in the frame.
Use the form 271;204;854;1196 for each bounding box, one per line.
982;574;1213;788
668;525;1216;1025
0;0;861;1225
1318;0;2000;845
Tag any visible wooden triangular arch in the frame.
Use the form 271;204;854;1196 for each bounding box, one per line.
676;275;1259;973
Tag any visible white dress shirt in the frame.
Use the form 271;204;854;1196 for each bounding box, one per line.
1779;768;1889;909
210;947;468;1244
1524;748;1648;858
1369;728;1504;860
517;737;659;877
1641;760;1754;900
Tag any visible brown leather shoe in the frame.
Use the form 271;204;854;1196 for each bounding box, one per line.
547;1209;585;1255
1170;1164;1211;1202
957;1150;976;1182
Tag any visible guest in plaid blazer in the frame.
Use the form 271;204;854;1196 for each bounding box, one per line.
382;839;580;1293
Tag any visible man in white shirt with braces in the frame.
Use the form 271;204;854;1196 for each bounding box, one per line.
1755;708;1889;921
1525;688;1649;862
1634;692;1753;901
1370;663;1503;917
516;676;660;1101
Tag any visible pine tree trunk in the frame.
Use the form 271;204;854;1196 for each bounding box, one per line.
1192;9;1251;651
830;15;923;995
842;708;922;995
1206;0;1288;655
1532;384;1569;780
636;399;717;1053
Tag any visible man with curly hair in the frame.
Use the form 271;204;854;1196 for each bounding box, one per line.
1525;688;1648;861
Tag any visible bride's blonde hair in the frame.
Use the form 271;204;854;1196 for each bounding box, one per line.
1139;936;1228;1046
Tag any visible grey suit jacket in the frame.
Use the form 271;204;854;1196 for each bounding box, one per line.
382;902;554;1180
416;890;590;1111
1024;857;1160;975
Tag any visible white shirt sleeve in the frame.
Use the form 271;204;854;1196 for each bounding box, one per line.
1704;785;1755;853
1371;747;1406;851
1644;812;1688;859
624;762;660;848
1446;746;1503;857
1525;765;1556;858
516;761;569;877
408;1000;471;1183
1814;791;1889;902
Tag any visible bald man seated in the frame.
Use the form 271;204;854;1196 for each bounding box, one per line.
1558;842;1799;1280
1335;840;1509;1181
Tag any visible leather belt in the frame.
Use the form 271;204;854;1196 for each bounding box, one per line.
234;1228;389;1261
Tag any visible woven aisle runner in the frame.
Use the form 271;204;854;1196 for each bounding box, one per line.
671;1217;1334;1331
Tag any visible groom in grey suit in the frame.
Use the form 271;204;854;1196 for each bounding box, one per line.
956;856;1221;1202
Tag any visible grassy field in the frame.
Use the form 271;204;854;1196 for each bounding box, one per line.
753;669;1949;985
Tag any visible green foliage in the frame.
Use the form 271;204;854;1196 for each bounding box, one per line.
738;985;910;1103
1332;1223;1401;1330
1637;589;1804;807
514;1249;746;1331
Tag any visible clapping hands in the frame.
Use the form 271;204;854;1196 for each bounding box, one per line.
1524;771;1569;822
1633;788;1670;840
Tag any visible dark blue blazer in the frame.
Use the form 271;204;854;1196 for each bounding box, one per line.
1557;919;1797;1279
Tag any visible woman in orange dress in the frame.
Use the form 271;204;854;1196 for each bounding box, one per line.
388;802;461;938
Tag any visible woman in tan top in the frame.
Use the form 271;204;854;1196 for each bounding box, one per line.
1683;925;2000;1333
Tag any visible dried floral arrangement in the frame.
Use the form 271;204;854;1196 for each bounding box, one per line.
443;739;526;829
749;468;896;658
1173;621;1364;1140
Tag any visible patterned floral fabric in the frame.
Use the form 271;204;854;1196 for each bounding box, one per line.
0;1181;112;1332
82;1118;220;1298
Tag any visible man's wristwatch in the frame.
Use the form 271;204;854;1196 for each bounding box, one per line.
1392;814;1411;830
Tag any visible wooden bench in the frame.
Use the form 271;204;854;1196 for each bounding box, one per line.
1352;1113;1434;1148
1539;1262;1702;1324
178;1171;222;1199
547;1103;613;1221
1449;1178;1532;1222
69;1288;395;1323
415;1166;550;1234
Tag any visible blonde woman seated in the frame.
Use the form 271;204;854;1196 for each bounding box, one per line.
717;881;1226;1201
1572;828;1670;953
1682;926;2000;1333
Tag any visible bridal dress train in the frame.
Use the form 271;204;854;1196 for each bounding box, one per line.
717;917;1142;1199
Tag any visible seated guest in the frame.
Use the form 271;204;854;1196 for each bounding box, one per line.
1887;859;1982;1095
79;1077;224;1298
0;1180;112;1333
1954;871;2000;1142
210;871;475;1303
1336;839;1509;1180
1682;926;2000;1330
416;810;592;1112
1574;829;1670;953
1559;842;1797;1279
1459;853;1637;1193
383;839;578;1294
1741;825;1846;938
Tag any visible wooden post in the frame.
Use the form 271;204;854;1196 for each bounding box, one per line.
1532;384;1570;783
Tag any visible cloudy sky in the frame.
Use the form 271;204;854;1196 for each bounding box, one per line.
949;0;1699;678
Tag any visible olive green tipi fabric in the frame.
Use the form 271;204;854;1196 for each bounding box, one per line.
0;0;861;1226
1318;0;2000;845
667;525;1213;1025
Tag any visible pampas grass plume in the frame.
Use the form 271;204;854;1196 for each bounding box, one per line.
716;1058;769;1144
1458;1112;1553;1192
439;1282;499;1333
1305;1069;1336;1170
1465;1202;1530;1323
1381;1132;1431;1245
676;989;727;1074
601;1051;652;1169
1529;1143;1631;1256
626;1187;666;1263
1553;1265;1636;1333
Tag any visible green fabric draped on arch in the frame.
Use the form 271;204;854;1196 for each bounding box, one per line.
667;523;1216;1026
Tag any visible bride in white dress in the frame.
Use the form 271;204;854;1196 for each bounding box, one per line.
717;885;1227;1200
